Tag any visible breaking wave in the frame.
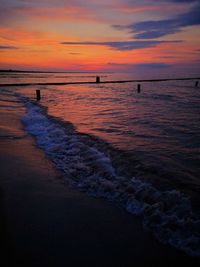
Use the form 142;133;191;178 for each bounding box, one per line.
21;99;200;257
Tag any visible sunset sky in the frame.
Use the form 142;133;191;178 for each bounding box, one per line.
0;0;200;72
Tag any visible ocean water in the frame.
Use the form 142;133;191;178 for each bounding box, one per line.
1;71;200;256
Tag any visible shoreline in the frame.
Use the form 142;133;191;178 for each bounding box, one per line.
0;92;200;266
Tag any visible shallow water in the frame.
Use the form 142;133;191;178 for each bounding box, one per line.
10;73;200;197
1;71;200;256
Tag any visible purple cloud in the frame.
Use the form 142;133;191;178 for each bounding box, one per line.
133;62;171;68
61;40;181;51
107;62;172;72
0;45;18;49
159;0;198;2
114;1;200;39
157;56;177;58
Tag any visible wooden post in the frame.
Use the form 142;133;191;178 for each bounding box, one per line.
195;81;199;87
96;76;100;83
137;84;141;93
36;89;41;100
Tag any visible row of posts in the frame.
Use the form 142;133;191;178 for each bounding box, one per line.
35;78;199;100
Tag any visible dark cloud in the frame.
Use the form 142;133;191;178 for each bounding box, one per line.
159;0;198;2
69;52;82;55
123;0;199;4
157;56;177;58
114;1;200;39
61;40;181;51
134;62;171;68
107;62;171;70
0;45;18;49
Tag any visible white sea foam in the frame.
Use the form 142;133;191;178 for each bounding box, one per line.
21;101;200;257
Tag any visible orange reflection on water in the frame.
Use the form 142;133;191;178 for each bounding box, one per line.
44;82;151;150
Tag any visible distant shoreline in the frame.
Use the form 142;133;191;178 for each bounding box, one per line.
0;69;112;74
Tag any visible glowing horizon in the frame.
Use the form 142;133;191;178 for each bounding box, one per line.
0;0;200;72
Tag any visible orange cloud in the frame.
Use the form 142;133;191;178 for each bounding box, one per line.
0;38;192;71
11;6;102;24
113;2;190;15
0;27;54;46
0;1;199;72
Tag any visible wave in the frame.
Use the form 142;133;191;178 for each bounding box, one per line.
21;98;200;257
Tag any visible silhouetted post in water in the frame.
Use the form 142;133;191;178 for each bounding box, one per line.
137;84;141;93
36;89;41;101
96;76;100;83
195;81;199;87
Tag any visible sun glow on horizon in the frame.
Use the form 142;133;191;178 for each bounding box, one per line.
0;0;200;72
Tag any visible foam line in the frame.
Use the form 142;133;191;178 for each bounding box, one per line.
21;100;200;257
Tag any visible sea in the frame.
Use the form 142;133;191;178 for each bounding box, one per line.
0;71;200;257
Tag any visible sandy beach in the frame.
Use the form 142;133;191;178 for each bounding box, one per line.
0;93;199;266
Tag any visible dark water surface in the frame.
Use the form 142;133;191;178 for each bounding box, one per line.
1;71;200;256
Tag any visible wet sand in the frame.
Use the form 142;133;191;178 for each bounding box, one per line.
0;93;199;266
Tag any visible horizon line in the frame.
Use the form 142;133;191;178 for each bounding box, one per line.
0;69;114;74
